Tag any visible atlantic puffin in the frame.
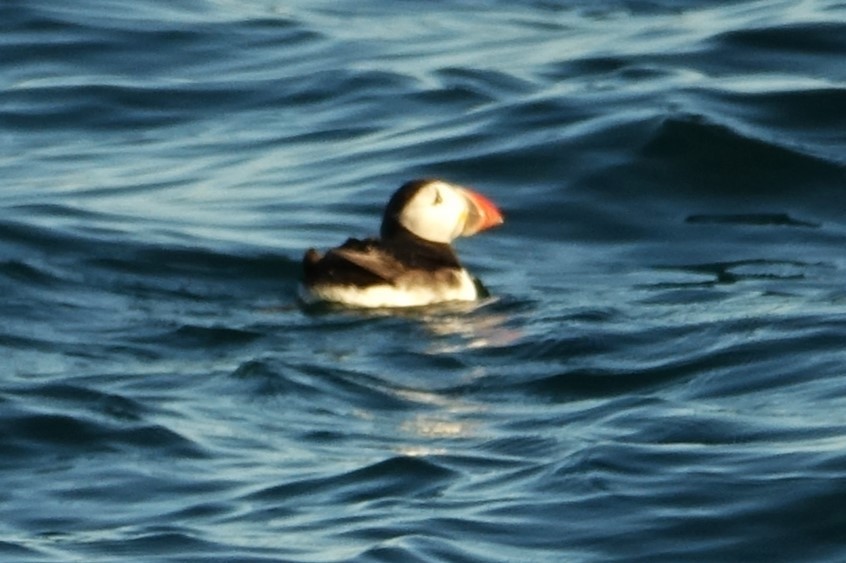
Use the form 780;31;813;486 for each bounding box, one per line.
300;178;504;308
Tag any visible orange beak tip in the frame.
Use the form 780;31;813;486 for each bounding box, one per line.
462;188;504;234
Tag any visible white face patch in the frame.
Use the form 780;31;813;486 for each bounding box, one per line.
396;181;469;244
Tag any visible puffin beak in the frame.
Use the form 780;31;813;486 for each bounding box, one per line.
459;188;504;236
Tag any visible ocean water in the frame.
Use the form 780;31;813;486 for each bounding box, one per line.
3;0;846;560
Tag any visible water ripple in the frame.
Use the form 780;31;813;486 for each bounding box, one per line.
3;0;846;561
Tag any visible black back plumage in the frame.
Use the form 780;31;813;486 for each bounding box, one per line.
303;179;463;289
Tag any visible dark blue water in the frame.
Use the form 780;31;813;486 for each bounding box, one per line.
3;0;846;561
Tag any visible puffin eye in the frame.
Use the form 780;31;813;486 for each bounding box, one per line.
433;190;443;205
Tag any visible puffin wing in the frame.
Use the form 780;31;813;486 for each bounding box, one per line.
327;246;406;285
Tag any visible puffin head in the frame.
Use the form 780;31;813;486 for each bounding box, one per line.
380;179;504;244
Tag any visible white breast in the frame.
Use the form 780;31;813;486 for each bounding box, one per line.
299;269;478;308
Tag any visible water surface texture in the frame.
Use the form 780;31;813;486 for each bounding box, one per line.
3;0;846;561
